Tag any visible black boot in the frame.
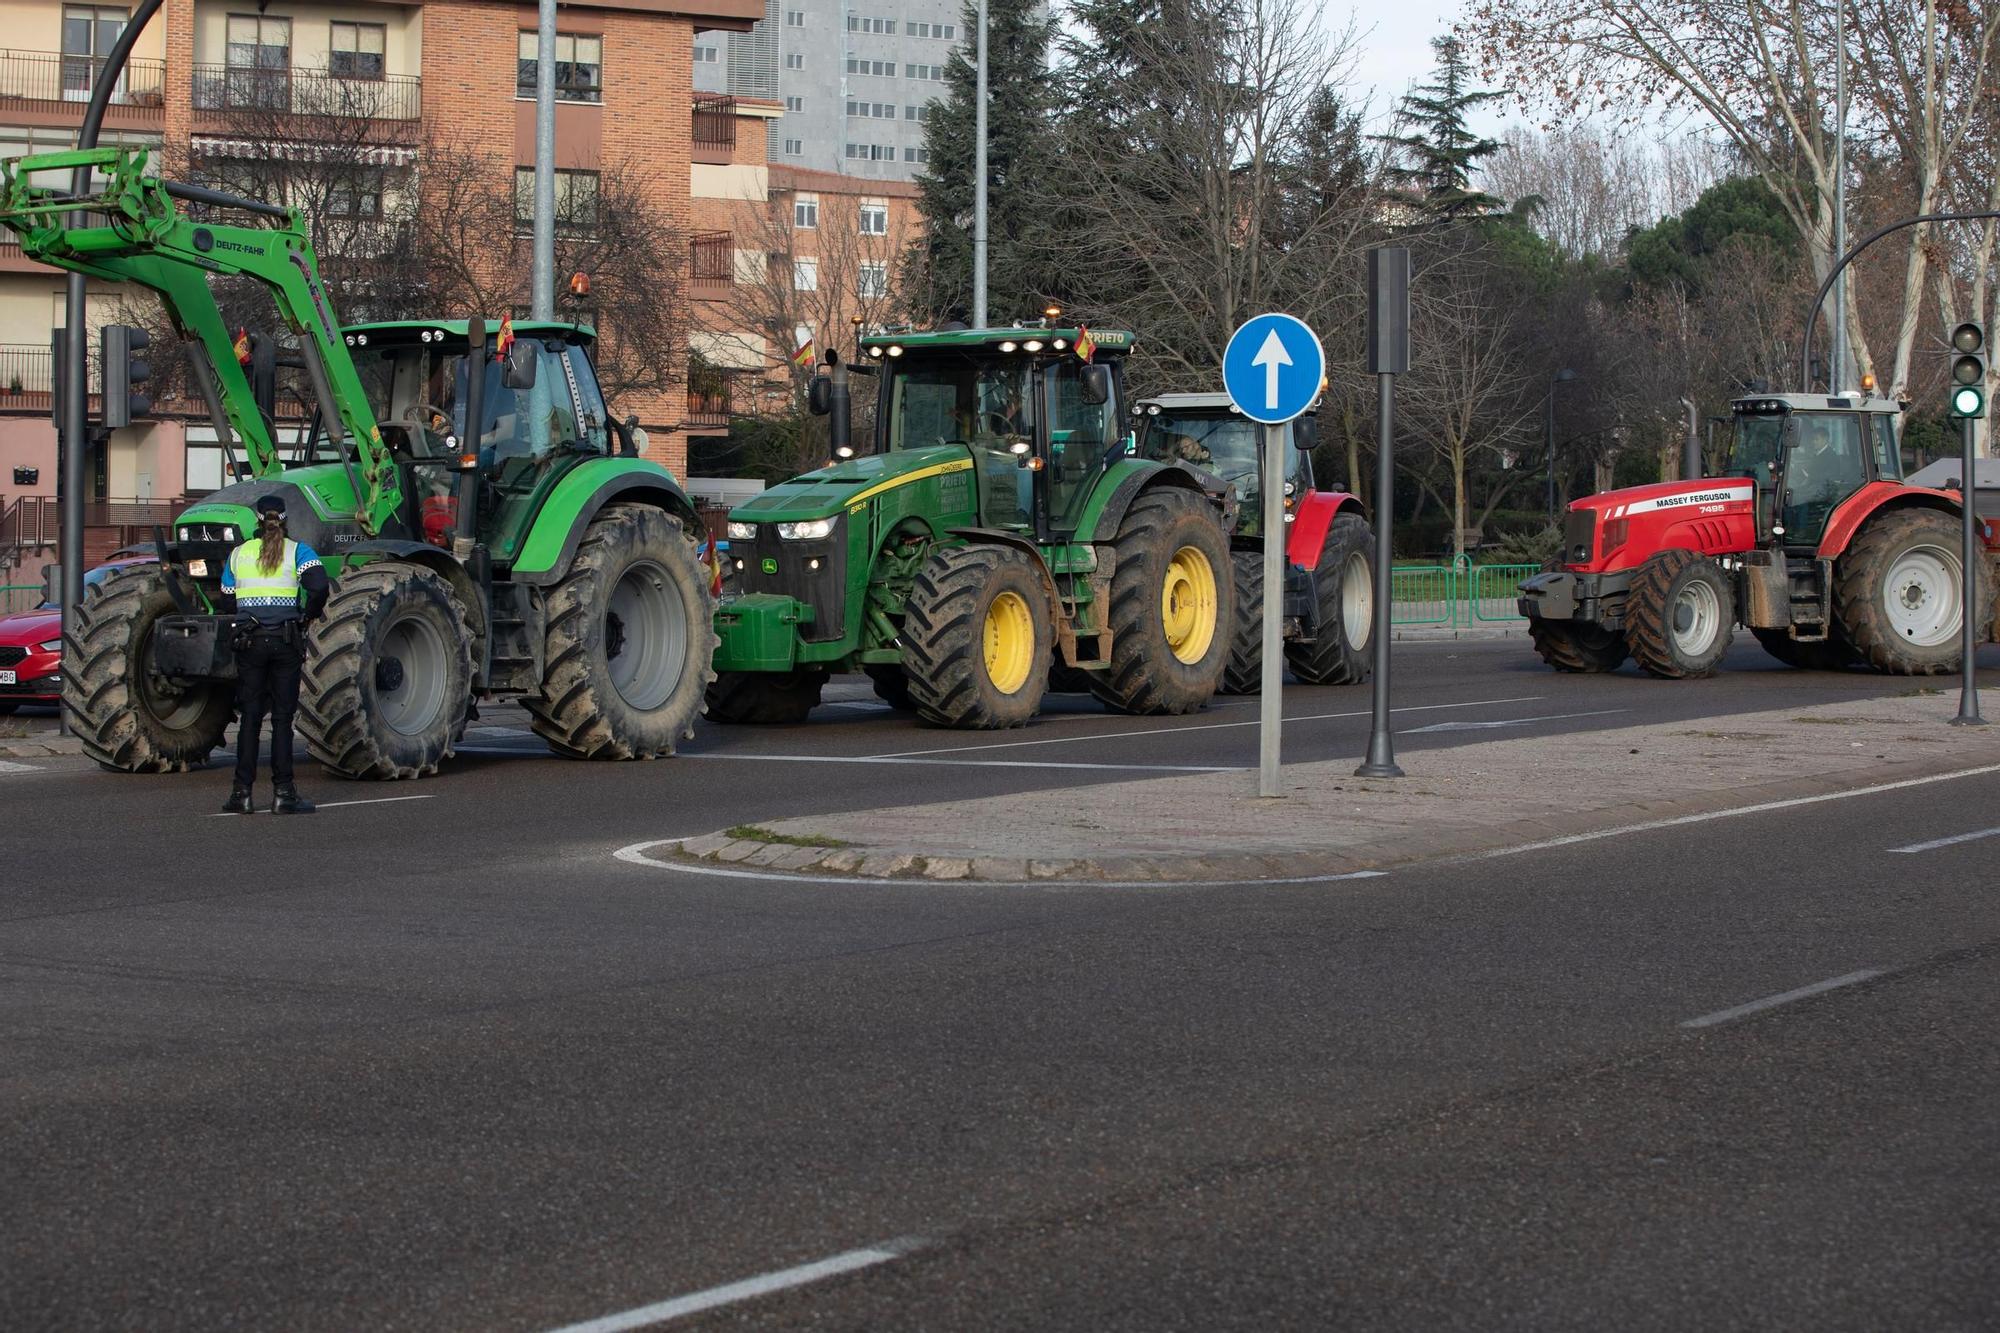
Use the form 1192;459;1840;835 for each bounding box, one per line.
222;784;256;815
272;782;316;815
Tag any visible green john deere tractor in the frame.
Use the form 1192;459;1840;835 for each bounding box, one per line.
707;323;1237;727
0;146;715;777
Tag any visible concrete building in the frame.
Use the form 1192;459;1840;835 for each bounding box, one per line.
692;0;961;182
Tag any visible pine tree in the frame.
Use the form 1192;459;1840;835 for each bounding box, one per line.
901;0;1062;325
1376;35;1506;220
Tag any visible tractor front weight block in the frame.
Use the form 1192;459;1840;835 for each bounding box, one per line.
712;593;813;673
1518;569;1631;628
152;614;241;682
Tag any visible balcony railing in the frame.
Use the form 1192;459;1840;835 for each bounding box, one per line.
191;65;421;140
0;50;166;120
0;344;98;404
693;93;736;163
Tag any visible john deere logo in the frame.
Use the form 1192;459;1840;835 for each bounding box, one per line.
761;557;779;575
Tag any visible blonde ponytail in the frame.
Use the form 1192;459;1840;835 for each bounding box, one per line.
255;510;286;575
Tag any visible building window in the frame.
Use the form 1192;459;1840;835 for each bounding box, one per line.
792;195;818;229
846;58;894;76
844;143;896;162
903;146;930;164
906;21;956;38
515;167;599;235
785;10;804;25
329;21;385;79
693;44;719;63
518;31;602;103
904;104;933;122
326;168;385;218
782;137;804;156
846;15;895;32
905;63;946;81
858;202;888;235
785;53;804;69
785;95;804;112
793;257;819;291
224;14;291;110
62;5;127;97
845;100;894;118
858;261;888;298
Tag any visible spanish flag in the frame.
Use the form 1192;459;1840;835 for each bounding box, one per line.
495;314;515;361
791;334;816;370
702;530;724;598
1075;327;1097;364
233;327;251;366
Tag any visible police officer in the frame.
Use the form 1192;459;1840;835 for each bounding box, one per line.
221;494;330;815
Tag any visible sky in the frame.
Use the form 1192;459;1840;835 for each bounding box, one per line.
1341;0;1515;136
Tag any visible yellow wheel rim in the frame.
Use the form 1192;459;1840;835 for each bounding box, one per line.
1162;545;1218;664
983;590;1036;695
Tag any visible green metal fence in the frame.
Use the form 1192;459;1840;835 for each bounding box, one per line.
0;583;43;615
1390;565;1459;626
1385;560;1537;628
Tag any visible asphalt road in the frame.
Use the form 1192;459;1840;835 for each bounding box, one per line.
3;638;1998;1330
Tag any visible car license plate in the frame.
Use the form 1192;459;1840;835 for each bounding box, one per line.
187;558;209;577
0;670;14;685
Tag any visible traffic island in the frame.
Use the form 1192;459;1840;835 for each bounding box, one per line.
667;689;2000;884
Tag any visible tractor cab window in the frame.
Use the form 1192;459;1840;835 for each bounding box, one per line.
463;339;583;488
1040;359;1114;531
564;344;610;454
885;353;1035;528
1870;413;1901;480
1141;411;1302;524
350;342;464;462
1725;413;1786;483
1780;412;1867;545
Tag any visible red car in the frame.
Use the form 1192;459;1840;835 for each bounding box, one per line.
0;557;154;713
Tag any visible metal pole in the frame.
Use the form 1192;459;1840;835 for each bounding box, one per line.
531;0;557;320
1951;413;1986;726
58;0;164;737
1830;0;1847;393
972;0;988;329
1257;421;1285;797
1544;384;1556;520
1356;372;1403;778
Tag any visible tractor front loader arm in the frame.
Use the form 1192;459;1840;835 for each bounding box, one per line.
0;146;401;534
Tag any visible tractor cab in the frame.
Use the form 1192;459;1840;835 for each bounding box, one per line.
1722;393;1904;549
1131;391;1313;538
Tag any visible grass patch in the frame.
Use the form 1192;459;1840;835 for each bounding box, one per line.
724;824;853;849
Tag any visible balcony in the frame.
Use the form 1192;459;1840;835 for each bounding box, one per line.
685;379;734;429
191;65;422;145
690;230;734;300
0;51;166;125
693;93;736;165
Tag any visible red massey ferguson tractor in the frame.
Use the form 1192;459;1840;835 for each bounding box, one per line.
1520;392;1999;678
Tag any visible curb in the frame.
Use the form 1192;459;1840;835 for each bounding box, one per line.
1391;625;1524;642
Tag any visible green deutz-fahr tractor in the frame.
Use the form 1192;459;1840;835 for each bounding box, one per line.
1;146;715;777
707;324;1237;727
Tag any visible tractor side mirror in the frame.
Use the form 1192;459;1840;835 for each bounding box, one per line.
1079;363;1111;406
616;413;641;457
41;563;60;607
1292;414;1319;454
503;340;538;390
807;375;832;416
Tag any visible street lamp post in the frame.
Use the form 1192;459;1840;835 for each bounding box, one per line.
1545;368;1578;520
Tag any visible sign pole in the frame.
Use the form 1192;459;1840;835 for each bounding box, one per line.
1258;421;1286;797
1357;246;1409;779
1951;412;1986;727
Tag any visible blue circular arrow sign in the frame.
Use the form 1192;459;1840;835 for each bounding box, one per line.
1223;313;1326;425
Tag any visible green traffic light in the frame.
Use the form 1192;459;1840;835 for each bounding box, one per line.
1951;385;1984;418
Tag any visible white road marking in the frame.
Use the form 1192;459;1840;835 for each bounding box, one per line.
1887;826;2000;854
206;794;437;817
614;837;1389;889
0;759;42;774
1680;969;1885;1029
544;1239;923;1333
684;753;1242;773
1462;763;2000;862
1401;708;1628;734
863;695;1549;759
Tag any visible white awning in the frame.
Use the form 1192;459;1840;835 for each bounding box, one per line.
191;136;416;167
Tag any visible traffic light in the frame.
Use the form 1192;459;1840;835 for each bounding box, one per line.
101;324;151;428
1949;321;1985;419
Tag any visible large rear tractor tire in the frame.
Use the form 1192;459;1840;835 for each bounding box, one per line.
901;544;1052;729
1528;618;1629;673
1218;551;1264;695
299;563;474;780
704;670;827;724
1751;628;1857;671
1625;549;1734;679
525;506;717;759
1285;511;1375;686
1835;508;1994;675
64;564;232;773
1089;489;1233;715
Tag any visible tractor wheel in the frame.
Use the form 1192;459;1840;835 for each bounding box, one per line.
1835;508;1993;675
1218;550;1264;695
64;564;232;773
525;506;717;759
704;670;827;724
1751;628;1857;671
1285;511;1375;686
1089;489;1233;715
865;664;916;709
298;563;474;780
1624;549;1734;679
901;543;1052;729
1527;618;1629;673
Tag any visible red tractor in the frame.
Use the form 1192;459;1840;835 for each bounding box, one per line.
1133;392;1374;691
1520;392;1998;678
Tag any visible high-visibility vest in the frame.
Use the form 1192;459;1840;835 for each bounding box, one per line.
229;539;302;613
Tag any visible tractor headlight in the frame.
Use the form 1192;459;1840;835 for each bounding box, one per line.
777;518;835;540
727;522;757;540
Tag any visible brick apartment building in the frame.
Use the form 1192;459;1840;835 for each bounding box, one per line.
0;0;759;592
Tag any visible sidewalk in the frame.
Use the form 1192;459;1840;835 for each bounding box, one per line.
675;688;2000;883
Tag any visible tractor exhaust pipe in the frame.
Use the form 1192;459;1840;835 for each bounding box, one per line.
828;350;853;459
1681;397;1703;481
456;317;486;550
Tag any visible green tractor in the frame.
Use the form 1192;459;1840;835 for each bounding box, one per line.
707;324;1237;727
2;146;715;777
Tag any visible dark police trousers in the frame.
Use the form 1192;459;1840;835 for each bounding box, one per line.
234;625;303;787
